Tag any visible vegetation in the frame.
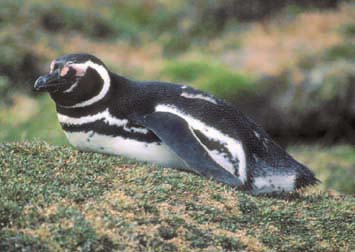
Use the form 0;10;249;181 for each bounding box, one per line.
292;145;355;195
1;142;354;252
1;1;354;250
0;95;66;145
161;60;256;99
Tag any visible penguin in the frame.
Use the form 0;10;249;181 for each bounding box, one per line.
33;53;318;195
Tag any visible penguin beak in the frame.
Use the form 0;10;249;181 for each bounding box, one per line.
33;72;66;92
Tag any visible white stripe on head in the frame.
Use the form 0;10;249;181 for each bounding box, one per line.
155;104;247;182
61;60;111;108
49;61;55;73
63;81;79;93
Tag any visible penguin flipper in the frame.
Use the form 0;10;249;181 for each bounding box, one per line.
132;112;243;187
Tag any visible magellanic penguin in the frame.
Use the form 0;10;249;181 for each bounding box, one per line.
34;53;318;195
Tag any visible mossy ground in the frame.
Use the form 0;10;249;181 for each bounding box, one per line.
1;142;354;252
1;2;354;250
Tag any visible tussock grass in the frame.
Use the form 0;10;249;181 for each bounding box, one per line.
1;142;354;252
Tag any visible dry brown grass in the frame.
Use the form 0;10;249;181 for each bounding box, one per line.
222;3;354;76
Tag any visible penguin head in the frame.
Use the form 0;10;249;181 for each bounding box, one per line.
34;53;111;108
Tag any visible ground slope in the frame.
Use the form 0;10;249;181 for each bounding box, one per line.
0;142;354;252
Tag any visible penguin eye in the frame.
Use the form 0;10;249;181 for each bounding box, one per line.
60;66;76;79
60;66;70;77
68;63;87;77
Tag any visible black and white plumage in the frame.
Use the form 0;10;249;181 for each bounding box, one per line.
34;53;318;194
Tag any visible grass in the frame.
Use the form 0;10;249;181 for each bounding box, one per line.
0;94;67;145
292;145;355;195
161;60;257;99
323;42;355;62
0;142;354;251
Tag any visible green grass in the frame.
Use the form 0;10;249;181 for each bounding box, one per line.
0;94;67;145
161;60;256;100
0;142;354;251
291;145;355;195
324;42;355;62
339;23;355;38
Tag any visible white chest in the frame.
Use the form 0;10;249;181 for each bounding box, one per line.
63;130;184;168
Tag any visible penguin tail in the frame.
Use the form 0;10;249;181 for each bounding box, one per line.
294;163;320;189
248;155;319;195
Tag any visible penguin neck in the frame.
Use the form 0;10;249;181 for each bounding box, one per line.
55;95;109;117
